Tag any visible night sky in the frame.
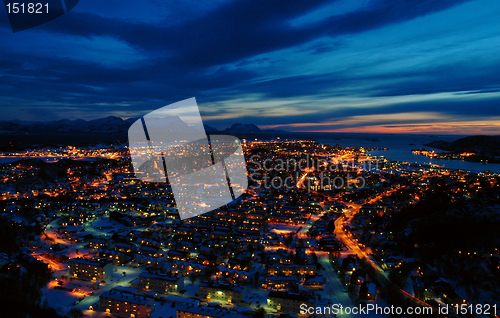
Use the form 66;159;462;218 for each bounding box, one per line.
1;0;500;134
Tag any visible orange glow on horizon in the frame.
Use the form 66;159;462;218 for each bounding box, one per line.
270;121;500;135
260;113;500;135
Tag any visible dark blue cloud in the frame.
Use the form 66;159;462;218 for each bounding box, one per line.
1;0;499;135
37;0;473;68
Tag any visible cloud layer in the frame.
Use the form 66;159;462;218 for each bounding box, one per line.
1;0;499;134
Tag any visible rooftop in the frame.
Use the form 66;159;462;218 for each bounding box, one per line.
69;258;108;267
100;289;152;306
200;282;244;292
139;271;180;281
268;291;315;302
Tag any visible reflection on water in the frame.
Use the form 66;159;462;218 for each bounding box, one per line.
314;133;500;174
369;149;500;173
1;133;498;173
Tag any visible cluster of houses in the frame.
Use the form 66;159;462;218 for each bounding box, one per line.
7;141;498;317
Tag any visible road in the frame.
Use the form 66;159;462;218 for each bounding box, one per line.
295;211;355;317
333;188;437;314
317;251;357;317
296;166;432;312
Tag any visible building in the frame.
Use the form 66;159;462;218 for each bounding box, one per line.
99;249;129;264
267;291;316;314
134;254;160;266
303;275;326;288
68;258;113;282
115;242;137;254
176;305;236;318
89;238;109;249
262;276;299;290
199;282;245;305
139;246;161;257
267;264;317;276
43;251;69;263
100;289;153;318
138;271;184;293
166;250;189;261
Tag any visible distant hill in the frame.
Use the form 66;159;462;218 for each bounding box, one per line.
0;121;28;132
223;123;286;133
0;117;284;134
425;135;500;157
0;116;137;133
203;124;220;133
223;123;261;133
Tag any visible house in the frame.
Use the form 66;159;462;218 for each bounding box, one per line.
139;246;162;257
303;275;325;288
210;231;229;240
43;251;69;263
267;264;317;276
99;249;129;264
262;276;299;290
115;242;137;255
167;250;189;261
227;259;251;271
138;271;184;293
267;291;316;314
72;232;94;243
89;238;109;249
68;258;113;282
100;289;153;318
134;254;160;267
198;254;222;267
199;282;245;305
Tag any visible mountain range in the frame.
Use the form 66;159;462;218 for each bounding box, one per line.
0;117;284;134
425;135;500;158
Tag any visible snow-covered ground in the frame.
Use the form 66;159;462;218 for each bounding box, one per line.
41;263;143;316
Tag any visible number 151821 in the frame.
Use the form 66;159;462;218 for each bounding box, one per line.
6;3;48;14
